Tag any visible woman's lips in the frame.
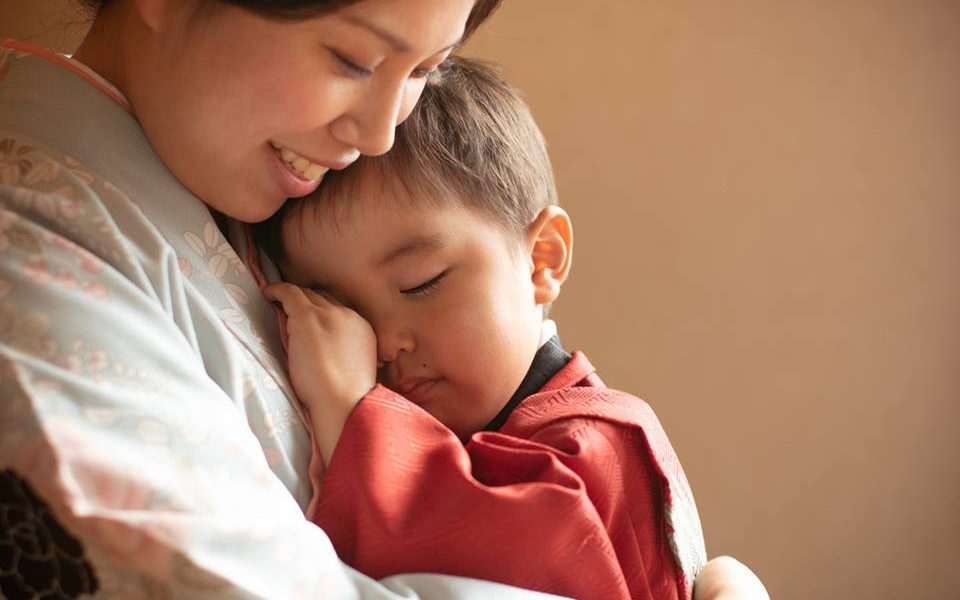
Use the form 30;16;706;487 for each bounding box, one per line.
267;143;324;198
266;142;355;199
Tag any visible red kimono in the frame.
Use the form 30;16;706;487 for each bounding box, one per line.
311;351;706;600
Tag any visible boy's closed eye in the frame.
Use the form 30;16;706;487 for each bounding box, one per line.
400;270;449;297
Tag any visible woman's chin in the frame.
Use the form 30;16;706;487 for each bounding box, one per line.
211;196;284;224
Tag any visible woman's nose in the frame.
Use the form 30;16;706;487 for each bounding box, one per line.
330;78;409;157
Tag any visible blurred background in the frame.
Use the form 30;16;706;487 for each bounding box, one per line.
3;1;959;598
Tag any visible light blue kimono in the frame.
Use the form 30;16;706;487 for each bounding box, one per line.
0;42;565;600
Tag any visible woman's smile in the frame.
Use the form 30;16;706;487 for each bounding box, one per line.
267;142;327;197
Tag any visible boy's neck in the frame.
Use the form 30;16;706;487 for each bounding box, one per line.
538;319;558;347
478;321;570;434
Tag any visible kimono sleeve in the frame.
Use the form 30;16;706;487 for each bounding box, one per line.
315;386;647;600
0;183;566;600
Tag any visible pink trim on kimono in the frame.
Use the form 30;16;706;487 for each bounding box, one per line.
243;223;328;518
2;39;132;114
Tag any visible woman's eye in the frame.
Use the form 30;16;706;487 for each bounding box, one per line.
400;270;448;297
411;56;449;80
329;49;373;79
409;66;438;80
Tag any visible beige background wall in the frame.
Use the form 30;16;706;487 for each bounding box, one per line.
3;1;959;599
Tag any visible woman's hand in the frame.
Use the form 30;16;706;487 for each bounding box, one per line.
263;282;377;466
693;556;770;600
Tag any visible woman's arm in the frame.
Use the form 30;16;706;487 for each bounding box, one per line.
0;176;567;600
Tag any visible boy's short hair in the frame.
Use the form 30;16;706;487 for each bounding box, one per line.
256;55;557;263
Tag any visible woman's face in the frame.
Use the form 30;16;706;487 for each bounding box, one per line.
125;0;475;222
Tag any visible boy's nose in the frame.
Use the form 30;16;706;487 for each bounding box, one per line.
376;326;416;364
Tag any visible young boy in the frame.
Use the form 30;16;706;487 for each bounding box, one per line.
257;57;707;600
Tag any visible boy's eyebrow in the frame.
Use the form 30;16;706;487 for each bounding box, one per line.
344;14;463;54
378;234;446;266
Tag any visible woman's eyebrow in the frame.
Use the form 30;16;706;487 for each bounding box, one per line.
344;14;463;54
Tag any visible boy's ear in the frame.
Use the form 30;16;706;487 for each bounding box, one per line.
525;206;573;307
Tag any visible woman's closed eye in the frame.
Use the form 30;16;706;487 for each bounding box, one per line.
400;270;448;297
411;52;452;80
328;48;374;79
409;68;432;79
410;64;440;79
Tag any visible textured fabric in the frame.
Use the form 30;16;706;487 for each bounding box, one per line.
0;42;569;600
315;352;707;600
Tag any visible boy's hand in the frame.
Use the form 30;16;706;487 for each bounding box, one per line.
263;282;377;465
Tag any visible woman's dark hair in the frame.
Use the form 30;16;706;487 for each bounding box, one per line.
76;0;501;39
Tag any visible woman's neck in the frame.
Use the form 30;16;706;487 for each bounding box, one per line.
72;6;132;106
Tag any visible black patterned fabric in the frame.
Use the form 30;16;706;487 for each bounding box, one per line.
0;469;98;599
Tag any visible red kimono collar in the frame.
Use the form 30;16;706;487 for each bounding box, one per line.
538;351;600;393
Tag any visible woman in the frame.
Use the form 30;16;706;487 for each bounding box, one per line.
0;1;766;598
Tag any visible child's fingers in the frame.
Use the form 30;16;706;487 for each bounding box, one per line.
262;281;297;303
263;283;347;325
301;287;342;308
262;282;319;316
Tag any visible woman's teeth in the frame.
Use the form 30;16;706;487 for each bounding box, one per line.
271;143;328;181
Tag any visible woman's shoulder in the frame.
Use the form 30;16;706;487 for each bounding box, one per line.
0;131;169;282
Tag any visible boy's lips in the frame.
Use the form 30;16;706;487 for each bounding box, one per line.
393;377;441;405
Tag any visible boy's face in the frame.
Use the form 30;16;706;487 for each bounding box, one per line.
280;185;546;438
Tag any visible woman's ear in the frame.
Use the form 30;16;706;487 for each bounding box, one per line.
525;206;573;306
132;0;175;33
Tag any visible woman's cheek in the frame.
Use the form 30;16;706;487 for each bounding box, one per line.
396;79;428;125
